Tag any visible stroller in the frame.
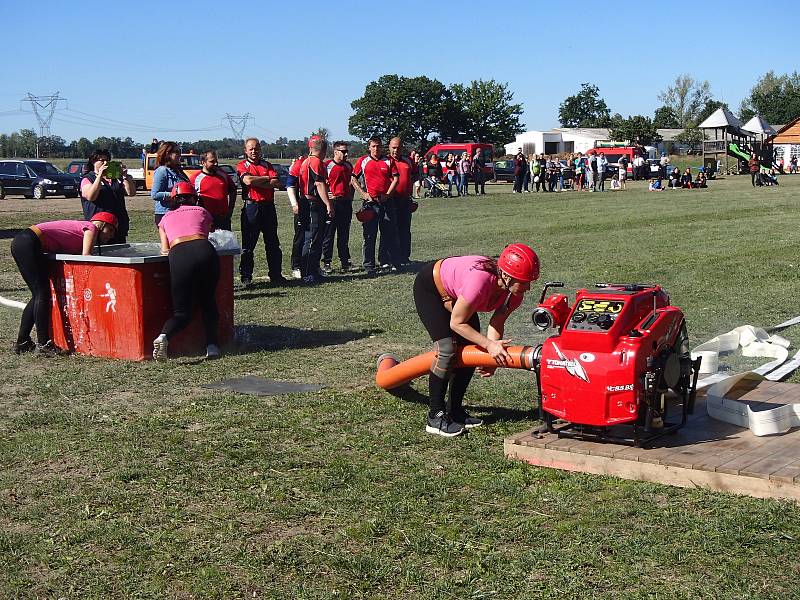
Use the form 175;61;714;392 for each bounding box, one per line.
424;175;450;198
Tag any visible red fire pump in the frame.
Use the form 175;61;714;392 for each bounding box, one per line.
531;282;701;447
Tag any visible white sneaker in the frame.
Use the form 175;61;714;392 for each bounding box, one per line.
291;269;302;279
206;344;221;359
152;334;168;361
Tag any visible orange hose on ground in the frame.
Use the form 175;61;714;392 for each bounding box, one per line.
375;345;536;390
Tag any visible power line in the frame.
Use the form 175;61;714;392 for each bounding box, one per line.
224;113;252;140
20;92;67;137
63;108;223;133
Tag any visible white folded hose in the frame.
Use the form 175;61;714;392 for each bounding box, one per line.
0;295;25;310
693;320;800;436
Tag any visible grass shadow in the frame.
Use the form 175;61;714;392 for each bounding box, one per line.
0;228;24;240
233;324;382;353
470;404;534;424
386;383;428;405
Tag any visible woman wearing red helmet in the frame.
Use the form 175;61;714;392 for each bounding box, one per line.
10;212;118;357
153;182;221;361
413;243;540;437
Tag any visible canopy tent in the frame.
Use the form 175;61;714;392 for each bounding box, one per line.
742;115;776;137
698;107;747;134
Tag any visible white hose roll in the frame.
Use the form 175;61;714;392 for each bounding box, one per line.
693;350;719;374
0;295;26;310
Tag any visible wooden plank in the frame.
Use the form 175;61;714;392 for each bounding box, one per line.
543;436;587;452
709;435;793;476
770;460;800;484
741;446;800;481
503;438;800;502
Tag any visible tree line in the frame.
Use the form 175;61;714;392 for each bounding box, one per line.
1;70;796;160
0;130;368;161
557;70;800;147
347;76;524;153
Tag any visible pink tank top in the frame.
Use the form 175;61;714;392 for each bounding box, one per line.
438;255;523;313
158;205;213;245
36;220;94;254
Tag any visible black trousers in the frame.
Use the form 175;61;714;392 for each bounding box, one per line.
393;195;413;265
513;173;524;193
413;262;480;416
322;197;353;266
162;239;220;345
11;229;50;345
473;171;485;194
301;199;328;277
290;197;310;271
374;199;401;269
240;201;282;281
213;214;232;231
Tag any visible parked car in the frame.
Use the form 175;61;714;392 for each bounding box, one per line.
647;158;663;178
492;159;515;182
0;159;78;199
273;163;289;191
218;163;241;189
65;160;87;186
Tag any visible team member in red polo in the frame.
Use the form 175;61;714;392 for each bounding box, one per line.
287;152;309;279
237;138;285;287
298;137;334;283
386;137;415;266
351;136;400;275
191;150;237;230
322;141;354;273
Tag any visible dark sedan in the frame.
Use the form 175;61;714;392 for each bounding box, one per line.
0;159;78;199
492;159;515;182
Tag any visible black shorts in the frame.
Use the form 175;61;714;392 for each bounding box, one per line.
413;261;479;343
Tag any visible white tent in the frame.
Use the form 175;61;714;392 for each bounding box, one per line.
698;107;744;130
742;115;776;136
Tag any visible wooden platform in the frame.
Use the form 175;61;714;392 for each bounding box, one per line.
505;379;800;502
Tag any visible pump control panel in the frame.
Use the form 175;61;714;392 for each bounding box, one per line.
567;299;625;332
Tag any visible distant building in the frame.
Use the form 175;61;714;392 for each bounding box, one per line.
504;128;689;156
766;117;800;167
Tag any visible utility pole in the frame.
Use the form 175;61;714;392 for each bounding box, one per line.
20;92;67;158
224;113;252;140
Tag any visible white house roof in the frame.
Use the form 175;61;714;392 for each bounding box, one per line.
742;115;776;135
698;107;743;129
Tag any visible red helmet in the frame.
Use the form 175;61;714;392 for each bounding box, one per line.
170;181;196;198
308;135;321;148
409;201;419;213
91;211;118;228
498;243;539;282
356;205;376;222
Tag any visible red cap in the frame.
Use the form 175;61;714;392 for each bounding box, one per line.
171;181;196;198
308;135;321;148
498;243;540;282
91;212;118;228
355;205;376;222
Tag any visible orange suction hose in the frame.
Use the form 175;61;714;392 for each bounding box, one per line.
376;345;537;390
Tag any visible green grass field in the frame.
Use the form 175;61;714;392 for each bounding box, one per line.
2;176;800;598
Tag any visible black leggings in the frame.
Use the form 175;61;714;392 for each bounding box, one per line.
11;229;50;345
413;261;480;416
161;239;220;345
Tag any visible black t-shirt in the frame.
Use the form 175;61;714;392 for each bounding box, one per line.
427;162;443;179
80;172;130;238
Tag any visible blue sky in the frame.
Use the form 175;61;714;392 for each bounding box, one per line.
1;0;796;145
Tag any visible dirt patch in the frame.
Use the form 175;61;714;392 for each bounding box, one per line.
0;192;155;215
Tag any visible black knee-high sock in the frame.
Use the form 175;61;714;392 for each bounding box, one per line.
448;367;475;413
429;372;449;416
